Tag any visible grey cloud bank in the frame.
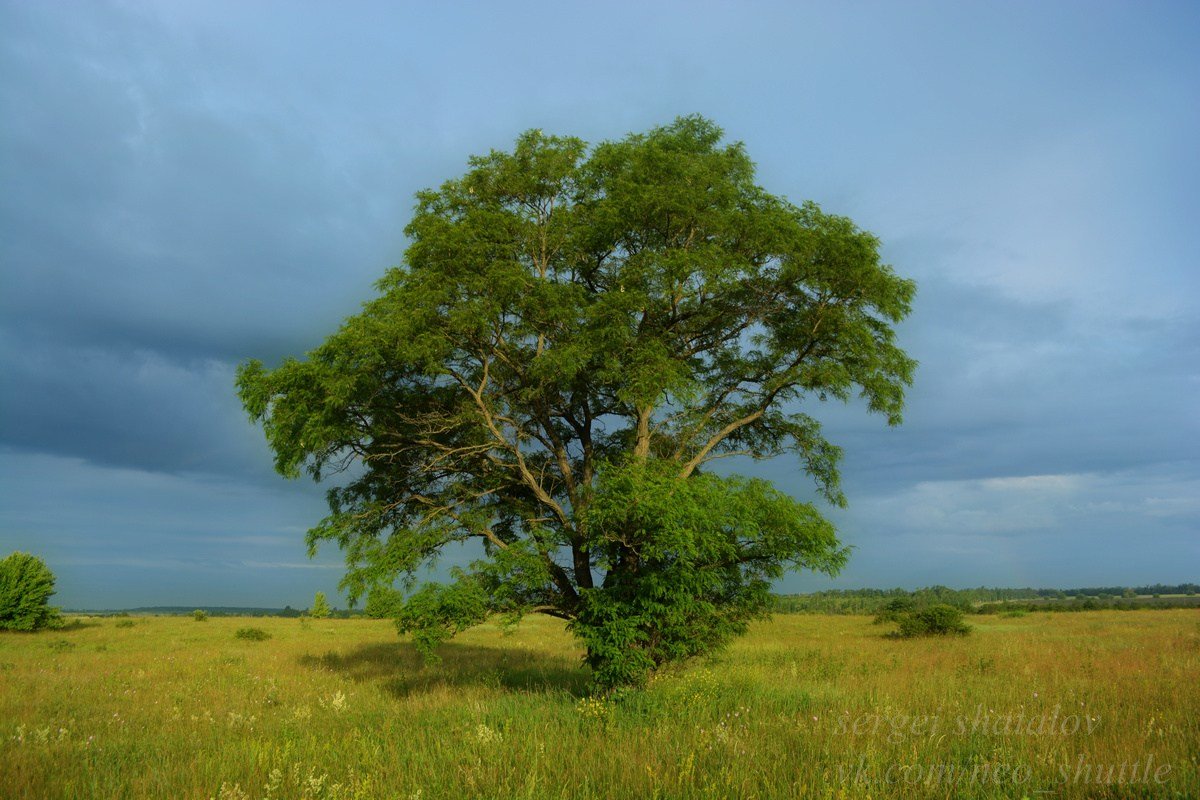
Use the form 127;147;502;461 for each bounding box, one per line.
1;1;1196;607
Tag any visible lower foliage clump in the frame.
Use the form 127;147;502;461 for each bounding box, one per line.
388;460;848;690
891;603;972;637
235;627;272;641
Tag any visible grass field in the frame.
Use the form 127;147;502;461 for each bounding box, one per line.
2;610;1197;799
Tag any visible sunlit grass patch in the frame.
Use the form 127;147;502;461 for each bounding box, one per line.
0;611;1197;798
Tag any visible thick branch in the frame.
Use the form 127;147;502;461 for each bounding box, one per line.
678;408;764;479
451;362;572;531
633;405;653;460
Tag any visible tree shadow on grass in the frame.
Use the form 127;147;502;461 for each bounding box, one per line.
298;640;591;698
2;618;101;634
57;618;102;631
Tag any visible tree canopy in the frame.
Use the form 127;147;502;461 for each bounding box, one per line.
237;116;915;687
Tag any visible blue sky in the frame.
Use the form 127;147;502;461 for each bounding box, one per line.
1;1;1196;608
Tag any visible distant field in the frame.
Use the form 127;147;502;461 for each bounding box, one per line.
2;611;1197;799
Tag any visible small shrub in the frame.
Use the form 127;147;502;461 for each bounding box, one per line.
872;597;915;624
310;591;331;619
0;552;63;631
115;619;136;628
235;627;271;641
895;604;971;637
193;609;209;622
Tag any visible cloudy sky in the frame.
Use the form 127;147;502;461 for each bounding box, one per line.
2;1;1196;609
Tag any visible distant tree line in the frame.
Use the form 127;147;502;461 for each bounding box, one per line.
772;583;1199;615
1058;583;1198;597
60;582;1198;619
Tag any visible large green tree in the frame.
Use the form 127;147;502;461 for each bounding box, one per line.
238;117;915;687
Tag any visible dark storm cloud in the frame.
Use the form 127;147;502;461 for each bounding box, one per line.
0;2;404;368
0;336;262;475
0;1;412;480
1;1;1196;604
824;281;1200;491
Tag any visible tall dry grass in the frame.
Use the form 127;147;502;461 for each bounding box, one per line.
1;610;1196;799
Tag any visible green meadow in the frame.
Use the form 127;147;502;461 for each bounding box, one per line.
2;610;1197;799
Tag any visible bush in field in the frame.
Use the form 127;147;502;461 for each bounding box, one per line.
873;597;915;624
894;604;971;637
193;609;209;621
235;627;271;641
310;591;331;619
0;552;63;631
